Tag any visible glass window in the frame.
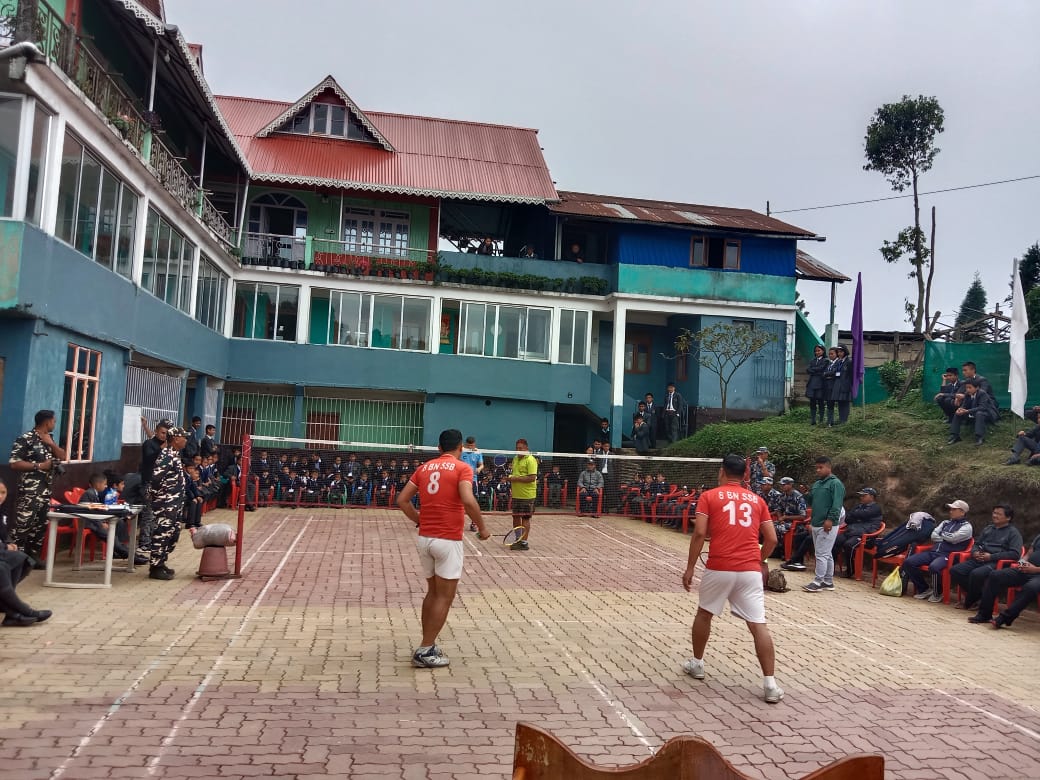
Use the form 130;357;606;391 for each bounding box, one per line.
572;310;588;365
95;168;120;270
724;239;741;269
625;335;651;374
74;151;102;257
232;282;299;341
114;188;137;279
690;236;706;267
195;255;228;331
525;308;551;361
141;209;159;292
290;112;309;134
313;104;329;134
342;207;407;257
311;289;426;350
0;96;19;217
25;103;51;226
559;310;574;364
56;133;83;242
458;302;552;361
401;297;431;351
329;105;346;136
60;343;102;463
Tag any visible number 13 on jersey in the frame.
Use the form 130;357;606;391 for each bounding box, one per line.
723;500;753;527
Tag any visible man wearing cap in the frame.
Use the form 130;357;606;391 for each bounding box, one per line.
748;447;775;493
949;378;999;445
754;477;783;515
769;478;806;559
8;410;68;567
662;382;686;445
899;500;974;601
147;427;187;580
832;488;885;578
948;504;1023;610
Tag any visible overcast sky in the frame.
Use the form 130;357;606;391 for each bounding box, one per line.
169;0;1040;334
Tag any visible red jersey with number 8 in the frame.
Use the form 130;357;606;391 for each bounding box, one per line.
695;485;769;572
409;454;474;541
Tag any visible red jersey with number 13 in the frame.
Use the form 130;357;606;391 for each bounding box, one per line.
410;454;474;541
695;484;769;573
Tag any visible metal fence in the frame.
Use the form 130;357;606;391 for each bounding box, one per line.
124;365;183;441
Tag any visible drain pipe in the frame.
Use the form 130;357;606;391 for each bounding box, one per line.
1;41;43;79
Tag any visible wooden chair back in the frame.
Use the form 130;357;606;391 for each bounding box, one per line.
511;722;883;780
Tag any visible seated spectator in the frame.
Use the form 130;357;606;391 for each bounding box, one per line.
770;477;806;559
968;530;1040;628
833;487;884;577
303;469;323;504
518;244;538;259
633;473;669;519
101;472;124;506
899;499;973;600
0;478;52;627
476;474;493;510
374;469;393;506
755;477;782;515
326;472;345;504
576;459;604;516
781;505;846;572
1003;420;1040;465
957;361;994;400
476;237;495;256
660;485;696;529
545;465;564;508
351;472;372;505
949;378;998;445
79;474;136;561
493;474;511;510
563;242;585;263
631;415;651;454
933;367;961;424
282;469;299;505
949;504;1023;610
344;454;360;478
257;467;275;505
748;447;775;492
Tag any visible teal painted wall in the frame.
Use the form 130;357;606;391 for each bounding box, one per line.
696;315;787;412
0;318;35;452
423;395;555;452
617;265;795;305
0;220;23;308
440;250;615;287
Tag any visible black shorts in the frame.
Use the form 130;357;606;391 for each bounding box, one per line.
511;499;535;517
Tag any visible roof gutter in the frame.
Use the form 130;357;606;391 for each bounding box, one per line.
0;42;44;80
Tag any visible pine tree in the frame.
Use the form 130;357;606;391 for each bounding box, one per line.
953;273;988;342
1018;242;1040;295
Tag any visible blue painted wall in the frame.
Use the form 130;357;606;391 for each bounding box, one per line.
615;226;796;276
696;315;788;412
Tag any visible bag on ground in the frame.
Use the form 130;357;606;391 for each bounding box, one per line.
879;566;904;597
191;523;236;548
766;569;789;593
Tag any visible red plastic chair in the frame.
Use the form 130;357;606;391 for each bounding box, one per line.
872;543;931;589
650;486;681;525
575;487;603;517
784;517;811;561
64;488;103;564
949;547;1026;605
851;524;887;581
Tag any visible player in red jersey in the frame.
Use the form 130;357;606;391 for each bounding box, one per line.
397;429;490;668
681;453;783;703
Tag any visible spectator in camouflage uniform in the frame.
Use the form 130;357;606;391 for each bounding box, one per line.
769;477;806;559
8;410;67;566
148;427;187;580
748;447;775;492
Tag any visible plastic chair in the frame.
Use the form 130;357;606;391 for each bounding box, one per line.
650;486;681;525
575;487;603;517
871;543;931;589
64;488;102;563
850;524;887;581
949;547;1026;605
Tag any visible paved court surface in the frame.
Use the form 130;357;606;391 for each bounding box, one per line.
1;507;1038;779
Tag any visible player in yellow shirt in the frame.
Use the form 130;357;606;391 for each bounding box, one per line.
506;438;538;551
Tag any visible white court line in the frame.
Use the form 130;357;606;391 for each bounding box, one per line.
146;518;312;775
50;516;292;780
463;533;483;557
580;524;685;572
533;619;656;755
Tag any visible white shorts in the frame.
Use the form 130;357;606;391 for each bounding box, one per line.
416;536;464;580
697;569;766;624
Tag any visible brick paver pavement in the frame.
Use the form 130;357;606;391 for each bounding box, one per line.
0;508;1037;779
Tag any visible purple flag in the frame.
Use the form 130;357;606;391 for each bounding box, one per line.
851;272;865;399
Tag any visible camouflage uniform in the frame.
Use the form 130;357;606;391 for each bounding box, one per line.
148;445;185;569
8;430;58;558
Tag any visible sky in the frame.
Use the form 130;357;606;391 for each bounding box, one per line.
168;0;1040;334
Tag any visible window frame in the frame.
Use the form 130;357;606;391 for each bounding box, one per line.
60;343;102;463
624;333;652;375
457;301;552;362
557;308;590;366
343;206;410;258
689;235;741;270
232;281;300;341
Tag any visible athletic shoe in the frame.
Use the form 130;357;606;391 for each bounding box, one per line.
802;581;822;593
820;581;835;591
469;522;477;532
510;540;529;551
412;646;450;668
913;588;933;600
928;592;943;603
992;615;1010;629
764;684;785;704
682;659;705;679
780;562;806;572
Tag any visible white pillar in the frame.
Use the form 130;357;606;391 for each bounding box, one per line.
296;281;311;344
187;243;201;318
11;96;35;221
130;195;151;286
429;295;441;354
610;303;628;409
39;113;65;235
222;278;236;337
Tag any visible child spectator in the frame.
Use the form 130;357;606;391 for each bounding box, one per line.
79;474;136;561
326;472;345;504
374;469;393;506
183;464;203;527
102;471;124;505
546;465;564;507
351;472;372;505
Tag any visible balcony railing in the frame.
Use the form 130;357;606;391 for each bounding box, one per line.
1;0;236;247
310;238;436;275
241;232;308;269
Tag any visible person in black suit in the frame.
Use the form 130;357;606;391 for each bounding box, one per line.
805;345;829;426
642;393;658;449
829;345;854;425
662;382;686;445
950;378;999;445
933;367;962;424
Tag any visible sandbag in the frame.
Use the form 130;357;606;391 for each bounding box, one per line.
191;523;236;548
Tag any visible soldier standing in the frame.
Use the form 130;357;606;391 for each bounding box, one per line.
148;427;187;580
8;410;67;567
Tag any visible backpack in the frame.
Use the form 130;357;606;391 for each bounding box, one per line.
873;514;936;558
766;569;789;592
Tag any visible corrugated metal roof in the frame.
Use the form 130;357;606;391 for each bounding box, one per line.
550;190;817;238
795;250;851;283
135;0;164;20
216;95;559;204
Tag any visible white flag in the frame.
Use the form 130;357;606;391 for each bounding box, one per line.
1009;259;1028;418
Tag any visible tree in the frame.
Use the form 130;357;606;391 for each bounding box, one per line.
953;273;988;342
1025;287;1040;341
675;324;775;422
1018;242;1040;295
864;95;945;333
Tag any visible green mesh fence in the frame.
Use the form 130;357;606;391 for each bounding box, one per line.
923;340;1040;409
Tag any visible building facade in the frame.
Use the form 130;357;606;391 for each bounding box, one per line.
0;0;828;480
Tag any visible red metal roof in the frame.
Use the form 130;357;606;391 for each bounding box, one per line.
215;95;559;204
550;190;817;238
796;250;850;283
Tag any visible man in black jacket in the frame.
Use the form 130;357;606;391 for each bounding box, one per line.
949;504;1023;609
933;367;961;424
949;379;998;445
1003;422;1040;465
968;532;1040;628
833;487;884;578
